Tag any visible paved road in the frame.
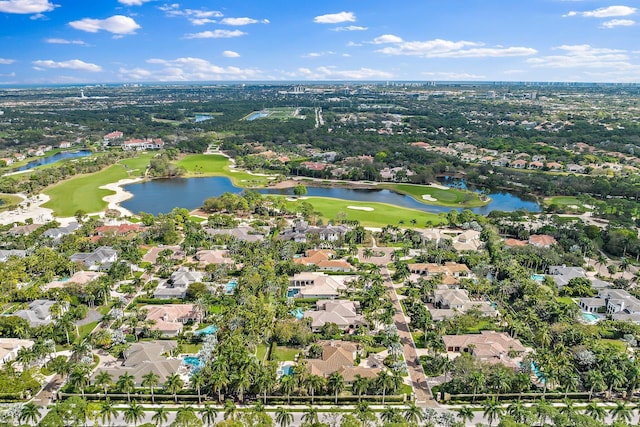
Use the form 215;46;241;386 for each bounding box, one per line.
381;267;437;408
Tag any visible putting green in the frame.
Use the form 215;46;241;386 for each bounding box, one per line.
383;183;487;207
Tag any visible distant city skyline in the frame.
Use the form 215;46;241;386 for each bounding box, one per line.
0;0;639;85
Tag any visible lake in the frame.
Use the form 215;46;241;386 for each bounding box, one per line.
194;114;212;123
14;150;92;172
121;176;540;216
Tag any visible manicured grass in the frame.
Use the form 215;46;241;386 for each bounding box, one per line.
256;343;269;361
545;196;583;206
77;321;99;340
181;343;203;354
283;196;446;228
120;153;155;177
0;194;23;212
557;296;577;306
176;154;270;187
271;345;302;361
382;183;487;207
43;164;129;216
599;339;627;352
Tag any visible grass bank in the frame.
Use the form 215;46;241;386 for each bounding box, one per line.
381;183;487;208
0;194;23;212
176;154;270;187
283;196;446;228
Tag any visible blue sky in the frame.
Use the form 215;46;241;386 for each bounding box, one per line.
0;0;639;84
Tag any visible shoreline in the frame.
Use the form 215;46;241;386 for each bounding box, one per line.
98;177;144;218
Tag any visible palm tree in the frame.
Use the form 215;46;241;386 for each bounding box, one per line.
302;405;319;426
354;401;375;427
69;366;90;396
507;400;530;424
94;370;113;395
19;402;41;425
275;407;293;427
151;406;169;427
97;399;117;426
584;401;606;423
279;375;295;405
304;374;325;404
164;372;184;403
482;397;503;427
456;406;474;425
351;375;369;402
327;371;345;405
200;404;218;427
381;406;401;424
117;372;136;402
223;400;237;421
403;402;424;424
142;371;160;403
255;364;277;404
376;370;394;404
533;398;555;427
231;366;252;402
209;367;229;402
123;401;144;427
190;371;205;404
584;369;605;400
610;401;633;423
176;404;197;426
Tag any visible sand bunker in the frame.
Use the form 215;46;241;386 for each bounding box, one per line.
347;206;374;211
429;183;450;190
421;195;437;202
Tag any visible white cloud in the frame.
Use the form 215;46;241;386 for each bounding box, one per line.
220;17;261;26
120;57;261;81
313;11;355;24
422;72;486;80
160;4;222;25
601;18;635;28
32;59;102;72
565;5;637;18
0;0;56;14
346;41;363;47
185;29;246;39
372;34;403;44
0;58;15;64
222;50;240;58
118;0;153;5
376;37;536;58
69;15;141;35
527;44;630;68
333;25;367;32
291;66;392;80
45;38;87;45
302;51;336;58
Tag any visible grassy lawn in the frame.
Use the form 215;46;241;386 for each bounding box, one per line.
271;345;302;361
599;339;627;352
382;183;487;207
557;296;578;306
181;343;203;354
256;343;269;361
77;321;99;340
43;164;129;216
545;196;583;206
120;153;155;177
283;196;446;228
176;154;270;187
0;194;23;212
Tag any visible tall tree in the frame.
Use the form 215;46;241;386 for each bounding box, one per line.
327;371;345;405
100;398;119;427
142;371;160;404
19;402;41;425
123;401;144;427
275;407;293;427
164;373;184;403
152;406;169;427
117;372;136;402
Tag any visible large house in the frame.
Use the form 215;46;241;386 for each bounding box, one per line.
93;341;181;387
408;262;471;279
0;338;35;366
303;300;364;331
442;331;527;369
122;138;165;151
154;268;206;299
14;300;66;327
293;249;353;272
70;246;118;270
205;226;265;243
429;287;498;320
142;304;200;336
280;220;349;243
288;272;351;299
306;341;380;382
43;222;80;241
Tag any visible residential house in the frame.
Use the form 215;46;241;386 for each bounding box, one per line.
46;271;104;290
93;341;181;387
600;289;640;320
429;287;498;320
8;224;42;236
528;234;557;247
306;341;380;382
94;223;143;237
510;159;527;169
442;331;527;369
153;267;205;299
0;249;27;262
43;222;80;241
546;162;563;171
567;164;585;173
194;250;234;268
548;266;586;289
504;238;528;248
491;158;509;167
293;249;353;272
205;226;265;243
452;230;483;252
70;246;118;270
14;300;66;327
0;158;13;166
279;220;349;243
142;304;200;337
578;297;607;314
142;246;185;264
528;161;544;170
103;131;123;144
59;141;72;149
303;300;364;331
122;138;165;151
408;262;471;279
288;272;351;299
0;339;35;366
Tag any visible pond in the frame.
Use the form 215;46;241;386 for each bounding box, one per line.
121;176;540;216
14;150;92;172
194;114;212;123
